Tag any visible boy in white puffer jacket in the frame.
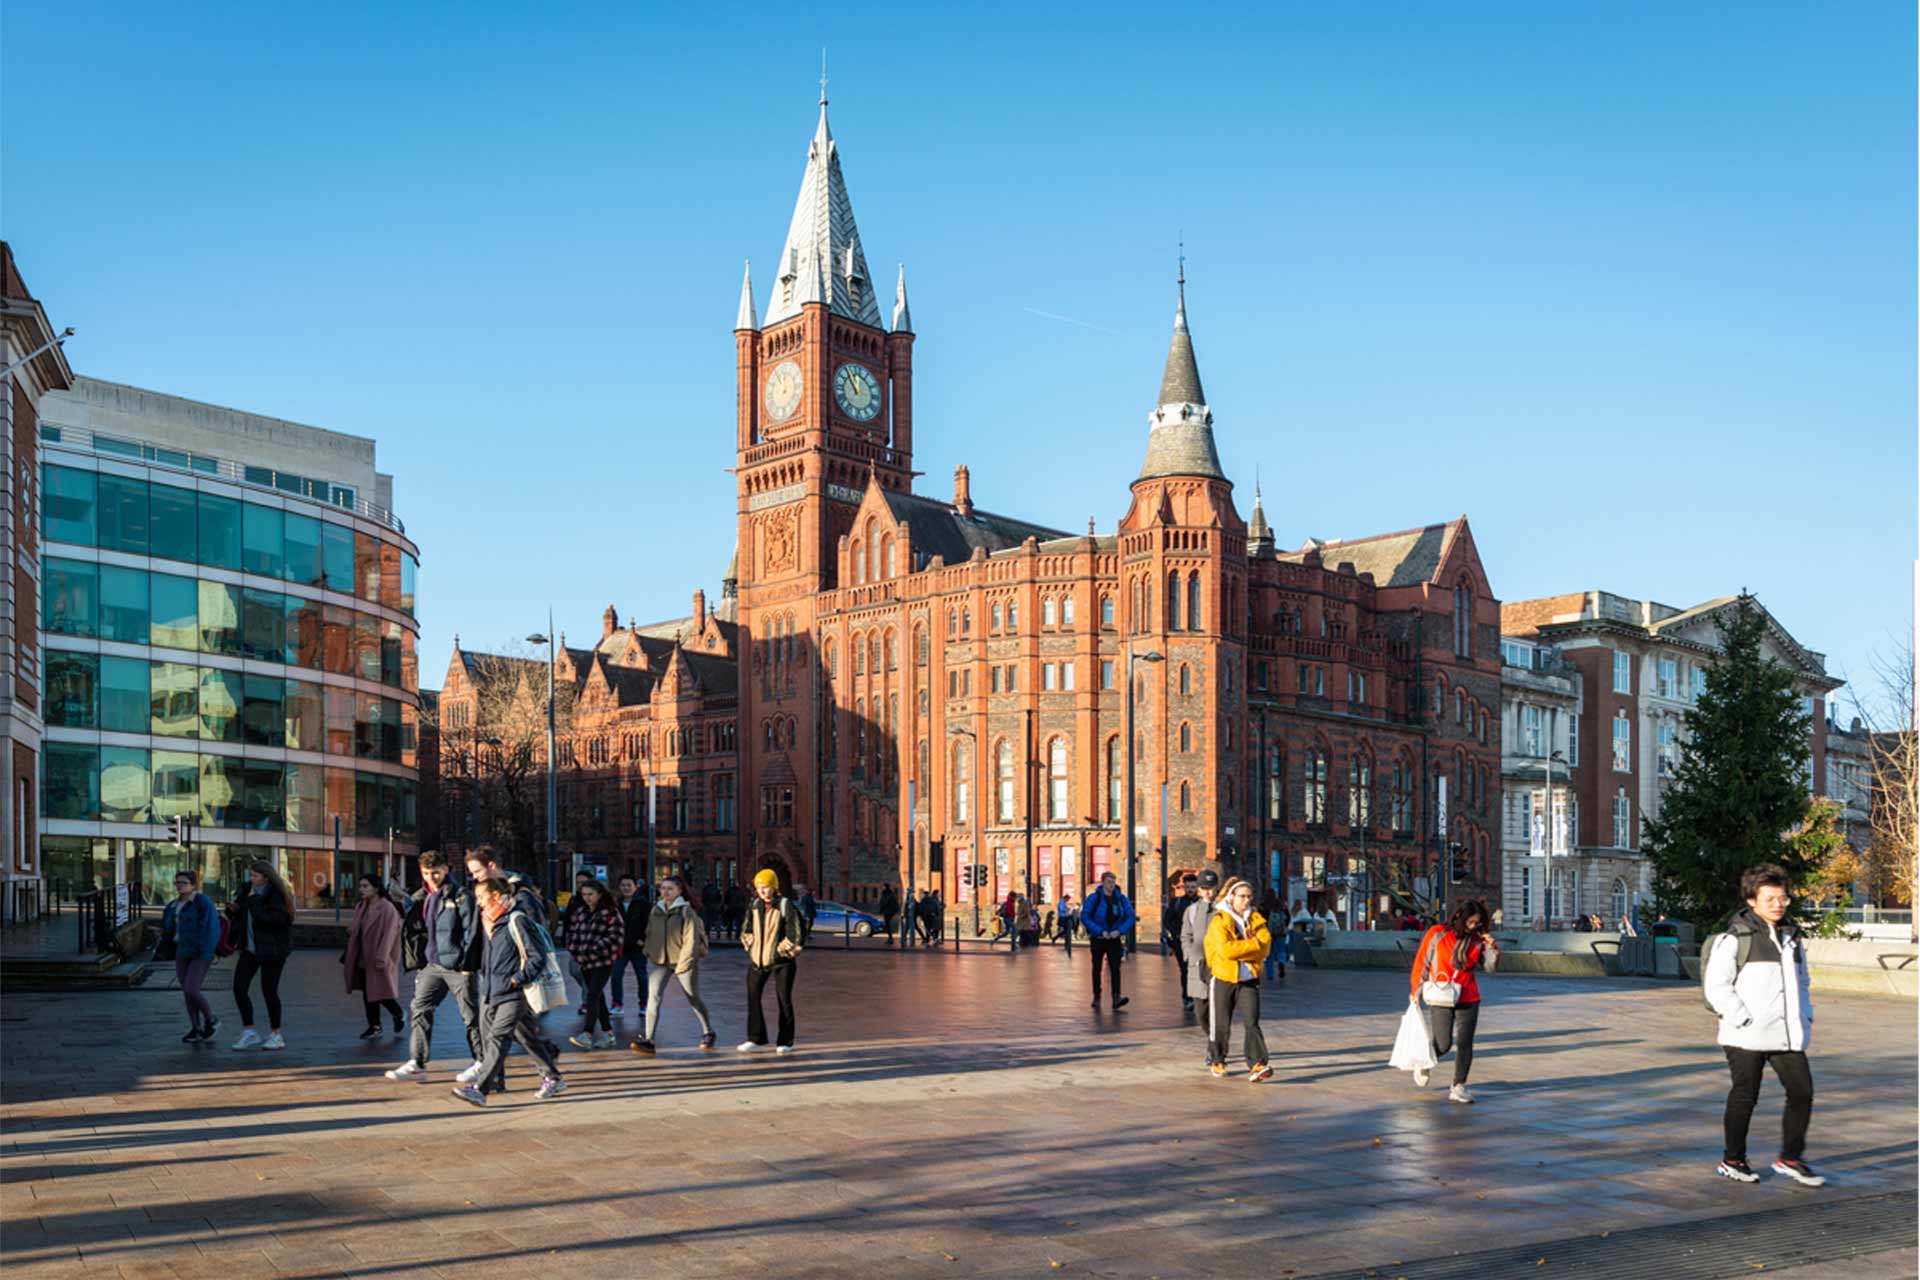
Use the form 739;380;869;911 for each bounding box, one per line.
1704;864;1822;1188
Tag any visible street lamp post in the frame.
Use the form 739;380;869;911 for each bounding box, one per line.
1123;645;1164;952
949;725;980;938
526;616;558;902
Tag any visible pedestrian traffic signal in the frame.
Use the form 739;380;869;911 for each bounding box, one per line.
969;863;989;887
170;815;192;849
1447;842;1468;885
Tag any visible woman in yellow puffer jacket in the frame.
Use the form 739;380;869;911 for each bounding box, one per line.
1203;878;1273;1082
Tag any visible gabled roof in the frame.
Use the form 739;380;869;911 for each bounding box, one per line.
881;490;1070;568
685;650;739;699
762;100;883;329
1276;520;1458;588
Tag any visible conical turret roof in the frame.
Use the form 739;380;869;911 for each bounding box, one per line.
1137;275;1225;482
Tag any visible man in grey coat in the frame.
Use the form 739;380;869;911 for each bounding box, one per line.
1179;870;1221;1070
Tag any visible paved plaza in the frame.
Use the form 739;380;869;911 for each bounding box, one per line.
2;944;1914;1279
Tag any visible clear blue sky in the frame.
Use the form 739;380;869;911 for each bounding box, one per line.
5;3;1913;720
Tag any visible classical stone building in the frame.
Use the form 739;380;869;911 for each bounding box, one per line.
449;98;1507;926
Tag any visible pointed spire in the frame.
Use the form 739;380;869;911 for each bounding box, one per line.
1138;262;1225;483
1248;483;1274;554
735;260;758;331
765;86;883;328
1157;255;1206;407
891;263;913;333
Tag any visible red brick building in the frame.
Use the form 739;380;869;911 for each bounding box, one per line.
443;100;1505;925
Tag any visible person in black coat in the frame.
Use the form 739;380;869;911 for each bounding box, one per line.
878;886;900;941
228;859;296;1051
610;874;652;1016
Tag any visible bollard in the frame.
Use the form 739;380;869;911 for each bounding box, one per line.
844;911;850;950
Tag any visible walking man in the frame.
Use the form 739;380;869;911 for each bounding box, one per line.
1707;864;1823;1186
739;869;805;1054
1180;870;1220;1064
1164;874;1199;1010
1083;871;1135;1011
610;873;651;1019
387;851;484;1083
451;876;566;1105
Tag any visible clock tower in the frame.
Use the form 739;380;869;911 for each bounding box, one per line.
733;90;915;889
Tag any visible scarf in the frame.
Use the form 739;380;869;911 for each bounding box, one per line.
1223;906;1256;980
481;895;512;935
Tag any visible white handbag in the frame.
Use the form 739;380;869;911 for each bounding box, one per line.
1418;929;1461;1008
1389;999;1438;1071
508;916;570;1014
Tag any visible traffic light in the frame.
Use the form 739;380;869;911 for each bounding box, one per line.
170;815;192;849
928;838;944;865
1447;842;1469;885
971;863;990;888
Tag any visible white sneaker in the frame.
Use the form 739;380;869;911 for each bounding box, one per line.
1412;1067;1431;1088
774;1045;795;1056
262;1032;286;1051
455;1061;484;1085
232;1029;262;1051
385;1061;426;1081
737;1041;769;1053
1449;1084;1474;1104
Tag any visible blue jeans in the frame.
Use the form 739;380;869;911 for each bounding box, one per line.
610;951;647;1008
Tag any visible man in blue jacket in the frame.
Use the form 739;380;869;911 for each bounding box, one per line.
1083;871;1135;1011
387;851;483;1083
452;876;566;1106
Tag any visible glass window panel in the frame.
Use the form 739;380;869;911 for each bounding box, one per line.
325;687;355;756
151;750;199;822
285;761;324;834
41;835;112;897
322;522;355;592
43;742;100;820
197;492;241;569
100;746;151;823
42;558;98;637
150;661;199;737
150;572;198;650
284;512;323;587
244;760;285;831
353;614;381;682
288;595;322;668
354;692;382;759
42;464;97;545
400;701;418;769
380;619;402;686
284;679;324;751
378;541;402;610
98;565;150;644
323;605;353;675
242;674;286;747
354;531;381;604
325;767;356;837
199;754;240;826
150;483;198;562
400;553;417;616
242;504;284;577
400;628;417;694
241;588;287;662
96;472;151;553
100;655;151;734
355;772;381;837
380;697;401;763
397;778;418;838
197;581;241;656
198;667;242;742
45;651;99;728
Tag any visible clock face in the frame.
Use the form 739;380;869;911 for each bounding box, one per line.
763;360;803;423
833;362;881;422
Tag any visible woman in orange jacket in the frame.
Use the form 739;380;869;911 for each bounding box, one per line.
1203;878;1274;1082
1408;898;1499;1102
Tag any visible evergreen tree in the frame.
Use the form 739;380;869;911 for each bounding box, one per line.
1645;595;1820;928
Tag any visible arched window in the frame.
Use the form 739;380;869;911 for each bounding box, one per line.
1106;736;1123;822
1611;878;1629;923
915;628;927;666
1179;664;1191;696
1454;580;1472;657
995;740;1015;823
1456;690;1465;724
854;698;866;764
991;603;1003;631
1390;755;1413;832
825;639;837;679
869;634;880;679
867;523;879;587
783;613;795;666
1187;571;1201;631
853;539;866;585
953;738;971;823
1266;743;1284;821
1178;781;1193;812
1007;601;1019;630
1167;572;1182;630
1349;753;1372;827
1063;596;1077;627
882;534;895;579
1179;722;1192;753
1042;597;1056;626
884;630;896;671
1048;738;1069;822
853;634;864;676
960;607;971;636
1100;595;1114;627
946;608;956;640
1305;747;1328;825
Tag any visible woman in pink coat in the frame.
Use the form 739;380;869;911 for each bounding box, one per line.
344;873;405;1040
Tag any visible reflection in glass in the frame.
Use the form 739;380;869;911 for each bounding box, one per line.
43;465;97;545
199;754;239;826
97;472;151;553
284;512;323;587
150;483;198;562
100;655;151;734
43;558;98;637
151;750;199;822
242;674;286;747
101;746;152;822
44;743;100;820
242;588;287;662
198;492;241;570
45;651;99;728
322;522;354;592
150;662;199;737
99;565;150;644
151;572;198;650
285;679;325;751
242;503;284;577
198;581;241;656
199;667;242;742
286;762;324;833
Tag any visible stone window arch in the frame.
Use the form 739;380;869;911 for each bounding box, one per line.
1187;571;1202;631
1042;597;1056;627
995;739;1016;823
1179;721;1193;753
1047;737;1069;822
1178;780;1193;812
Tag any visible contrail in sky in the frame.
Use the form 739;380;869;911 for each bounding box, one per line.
1022;306;1128;337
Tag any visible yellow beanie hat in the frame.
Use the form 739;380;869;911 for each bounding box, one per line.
753;868;780;890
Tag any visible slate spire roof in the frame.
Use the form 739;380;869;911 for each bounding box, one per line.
735;260;758;331
1137;268;1226;482
1247;484;1274;553
764;96;884;329
891;263;913;333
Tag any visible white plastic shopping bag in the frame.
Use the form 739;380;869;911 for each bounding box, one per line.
1388;999;1437;1072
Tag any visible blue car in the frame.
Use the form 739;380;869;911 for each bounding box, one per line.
809;901;883;938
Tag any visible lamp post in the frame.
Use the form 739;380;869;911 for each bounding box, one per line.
949;725;980;938
526;616;558;902
1123;645;1164;952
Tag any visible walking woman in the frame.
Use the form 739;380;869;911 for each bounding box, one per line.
162;870;222;1043
631;875;715;1055
1203;878;1274;1082
1408;898;1500;1103
229;859;295;1050
565;878;623;1049
345;872;405;1040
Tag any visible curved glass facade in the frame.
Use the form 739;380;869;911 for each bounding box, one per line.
39;457;421;909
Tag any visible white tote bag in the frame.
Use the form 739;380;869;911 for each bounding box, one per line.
1388;999;1437;1072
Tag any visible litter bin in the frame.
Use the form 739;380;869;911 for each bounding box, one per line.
1616;936;1656;976
1650;920;1695;977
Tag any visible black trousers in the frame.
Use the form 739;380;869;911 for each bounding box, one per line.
1194;988;1214;1061
475;996;561;1093
232;952;287;1029
1169;937;1188;988
579;965;612;1032
1209;977;1268;1068
1724;1048;1814;1163
408;965;481;1068
1428;1002;1480;1086
1089;937;1124;1001
746;961;796;1047
364;997;403;1030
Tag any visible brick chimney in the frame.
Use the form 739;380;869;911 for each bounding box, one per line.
602;604;618;639
953;464;973;517
692;588;707;622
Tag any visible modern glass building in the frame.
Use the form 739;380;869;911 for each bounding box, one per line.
36;378;421;908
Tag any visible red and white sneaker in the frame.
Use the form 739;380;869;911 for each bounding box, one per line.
1771;1159;1826;1187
